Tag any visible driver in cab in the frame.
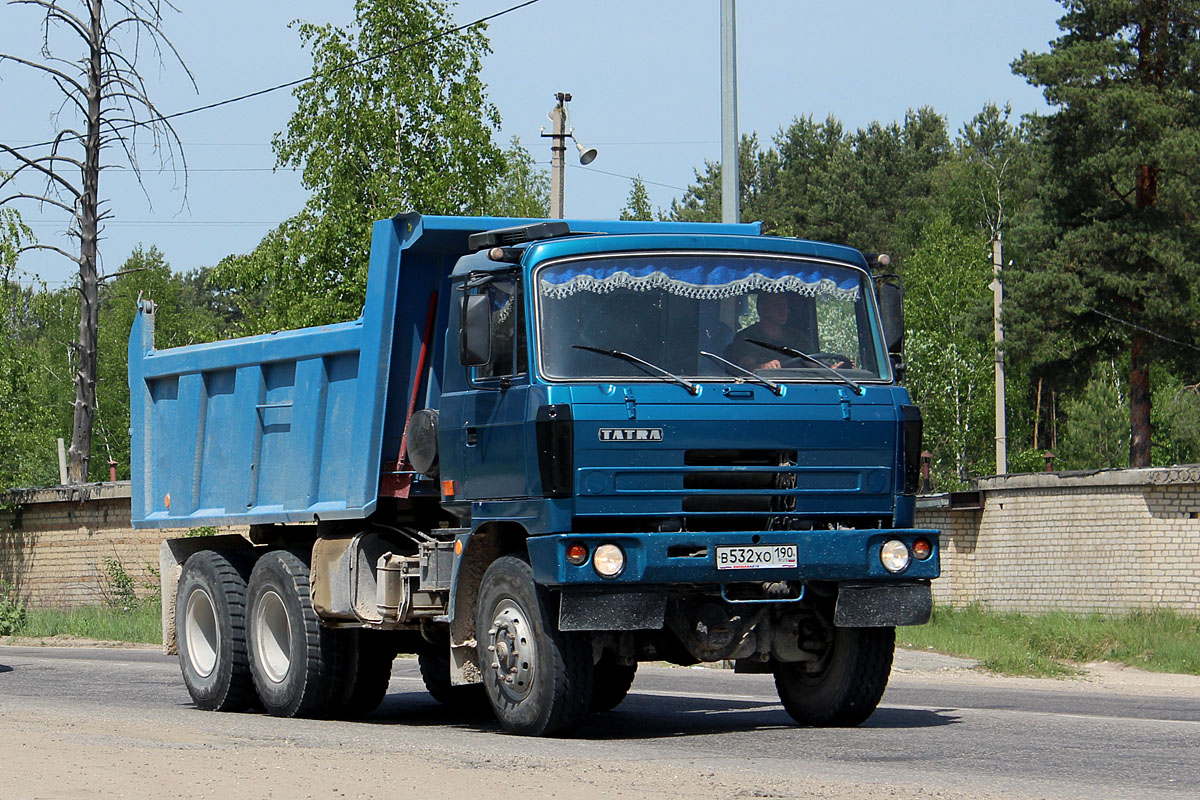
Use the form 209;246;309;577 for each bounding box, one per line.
727;292;850;372
729;292;792;370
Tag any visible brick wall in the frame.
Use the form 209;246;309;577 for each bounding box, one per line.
0;483;241;608
3;470;1199;614
917;468;1200;615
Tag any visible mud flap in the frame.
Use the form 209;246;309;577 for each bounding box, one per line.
834;580;932;627
558;589;667;631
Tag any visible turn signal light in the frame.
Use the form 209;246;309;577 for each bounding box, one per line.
912;537;933;561
566;542;589;565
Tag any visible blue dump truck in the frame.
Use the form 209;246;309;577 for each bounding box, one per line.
130;213;938;736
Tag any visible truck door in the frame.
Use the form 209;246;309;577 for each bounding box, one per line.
454;275;533;500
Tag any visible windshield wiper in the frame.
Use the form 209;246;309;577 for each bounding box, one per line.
744;339;864;395
699;351;783;395
572;345;700;395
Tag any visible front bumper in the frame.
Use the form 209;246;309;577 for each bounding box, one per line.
526;528;939;587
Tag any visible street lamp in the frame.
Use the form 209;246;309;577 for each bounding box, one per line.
541;92;597;219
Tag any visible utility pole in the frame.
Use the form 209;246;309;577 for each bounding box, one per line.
542;92;597;220
991;235;1008;474
546;92;569;219
720;0;740;224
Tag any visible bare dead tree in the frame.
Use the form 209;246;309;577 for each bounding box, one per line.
0;0;193;483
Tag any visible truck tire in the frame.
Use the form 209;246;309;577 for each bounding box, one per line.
329;629;396;718
246;550;338;718
417;634;487;712
175;550;255;712
475;555;593;736
773;626;895;727
591;652;637;712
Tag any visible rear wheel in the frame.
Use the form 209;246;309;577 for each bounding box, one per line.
591;652;637;712
246;550;338;718
475;556;593;736
175;550;254;711
773;626;895;727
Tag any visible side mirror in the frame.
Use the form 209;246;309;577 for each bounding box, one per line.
878;281;904;355
459;294;492;367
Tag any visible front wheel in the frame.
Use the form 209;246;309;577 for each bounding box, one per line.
773;626;894;727
591;651;637;712
475;556;593;736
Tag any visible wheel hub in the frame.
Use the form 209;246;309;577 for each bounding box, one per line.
486;600;536;700
184;587;219;678
254;589;292;684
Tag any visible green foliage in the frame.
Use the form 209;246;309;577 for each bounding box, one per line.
484;136;549;218
905;216;995;486
670;110;952;259
185;526;219;538
1007;1;1200;465
1;213;75;489
619;176;653;221
0;579;27;635
898;604;1200;677
100;557;139;613
1152;377;1200;465
1056;361;1129;470
93;246;227;481
211;0;504;333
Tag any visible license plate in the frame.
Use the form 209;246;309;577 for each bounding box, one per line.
715;544;798;570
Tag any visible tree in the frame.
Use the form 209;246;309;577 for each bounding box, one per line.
0;0;193;482
93;246;227;480
212;0;503;333
1010;0;1200;467
2;209;75;489
1056;361;1130;470
668;134;768;224
668;110;952;259
484;137;549;218
904;216;995;486
619;176;653;221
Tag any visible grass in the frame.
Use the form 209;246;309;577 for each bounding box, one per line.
898;604;1200;678
13;601;161;644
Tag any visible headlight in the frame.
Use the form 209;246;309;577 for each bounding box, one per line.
593;544;625;578
880;539;911;573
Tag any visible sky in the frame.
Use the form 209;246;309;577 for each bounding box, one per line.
0;0;1065;288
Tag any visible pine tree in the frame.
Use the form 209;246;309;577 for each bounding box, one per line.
1009;0;1200;467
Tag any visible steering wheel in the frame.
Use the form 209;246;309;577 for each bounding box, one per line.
780;352;854;369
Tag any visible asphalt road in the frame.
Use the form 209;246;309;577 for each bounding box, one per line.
1;644;1198;799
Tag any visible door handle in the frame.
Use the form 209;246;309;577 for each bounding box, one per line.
466;427;478;446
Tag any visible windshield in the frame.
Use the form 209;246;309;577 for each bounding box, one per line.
535;253;889;383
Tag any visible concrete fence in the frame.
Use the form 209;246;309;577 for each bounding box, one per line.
2;469;1199;615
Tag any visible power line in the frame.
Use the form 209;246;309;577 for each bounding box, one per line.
23;220;281;227
564;163;688;192
9;0;544;154
1083;304;1200;355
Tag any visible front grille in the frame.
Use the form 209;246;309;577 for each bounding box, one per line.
682;449;797;517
